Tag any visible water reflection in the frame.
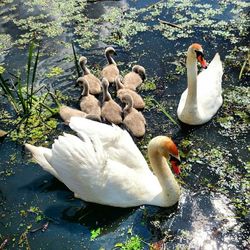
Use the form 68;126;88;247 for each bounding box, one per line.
86;0;128;19
163;190;243;249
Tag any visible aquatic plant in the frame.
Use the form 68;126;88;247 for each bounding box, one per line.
72;42;81;77
216;86;250;139
141;79;157;91
0;42;44;115
115;235;142;250
239;50;249;80
90;228;101;241
1;0;248;51
0;42;64;143
46;66;64;78
151;98;180;127
179;135;250;218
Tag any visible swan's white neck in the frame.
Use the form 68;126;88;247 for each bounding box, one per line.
185;51;198;107
148;138;180;206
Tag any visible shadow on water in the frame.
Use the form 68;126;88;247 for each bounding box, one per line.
175;122;203;140
62;203;134;229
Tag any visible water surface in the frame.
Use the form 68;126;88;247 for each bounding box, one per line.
0;0;249;249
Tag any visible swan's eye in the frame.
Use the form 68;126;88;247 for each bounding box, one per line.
194;50;204;58
169;155;181;165
195;50;207;69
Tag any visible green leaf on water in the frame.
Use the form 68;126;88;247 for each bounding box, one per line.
90;227;101;241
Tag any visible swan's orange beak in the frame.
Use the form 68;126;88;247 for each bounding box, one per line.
197;55;207;69
170;158;181;175
165;138;181;174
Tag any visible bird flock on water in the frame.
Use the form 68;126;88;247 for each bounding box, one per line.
61;46;146;138
25;43;223;208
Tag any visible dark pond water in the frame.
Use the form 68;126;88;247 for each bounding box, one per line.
0;0;249;249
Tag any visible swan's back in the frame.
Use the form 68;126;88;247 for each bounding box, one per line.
101;100;122;124
197;53;223;114
83;74;101;95
123;72;142;91
69;117;148;170
123;110;146;137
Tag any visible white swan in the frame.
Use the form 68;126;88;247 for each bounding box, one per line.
177;43;223;125
25;117;181;208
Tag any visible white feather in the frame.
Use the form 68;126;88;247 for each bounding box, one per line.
25;119;181;207
177;52;223;125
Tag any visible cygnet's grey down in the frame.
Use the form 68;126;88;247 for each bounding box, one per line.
115;76;145;110
78;56;101;95
122;94;146;137
101;47;119;84
59;105;101;124
77;77;101;119
101;78;122;124
123;65;146;91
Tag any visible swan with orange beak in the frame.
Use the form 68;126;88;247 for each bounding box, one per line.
25;117;182;208
177;43;223;125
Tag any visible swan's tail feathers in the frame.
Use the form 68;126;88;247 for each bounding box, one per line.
25;143;59;179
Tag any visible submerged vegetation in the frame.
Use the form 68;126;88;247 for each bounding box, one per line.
116;235;142;250
179;131;249;218
217;86;250;139
0;0;249;52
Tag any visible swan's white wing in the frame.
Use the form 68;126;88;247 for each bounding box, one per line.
69;117;149;171
69;116;119;145
98;159;161;207
197;53;223;112
40;133;159;207
42;133;108;202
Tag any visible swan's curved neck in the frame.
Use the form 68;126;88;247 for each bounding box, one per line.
185;52;198;106
148;140;180;206
80;61;90;75
102;83;111;102
116;78;124;90
124;99;133;114
106;52;116;65
81;81;89;96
